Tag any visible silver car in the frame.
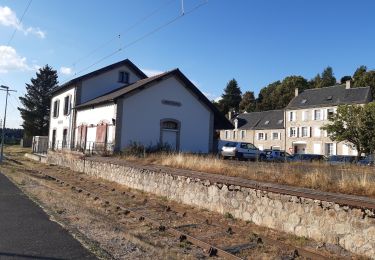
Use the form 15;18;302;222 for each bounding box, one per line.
221;142;264;160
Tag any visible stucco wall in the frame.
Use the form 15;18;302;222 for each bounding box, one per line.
219;129;286;151
286;107;358;155
80;65;142;104
75;103;117;147
49;87;76;146
47;152;375;259
119;76;212;153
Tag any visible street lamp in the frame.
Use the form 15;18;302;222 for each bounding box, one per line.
0;85;16;164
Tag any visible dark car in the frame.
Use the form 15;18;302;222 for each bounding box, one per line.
327;155;357;165
287;154;326;162
358;155;374;166
263;149;291;162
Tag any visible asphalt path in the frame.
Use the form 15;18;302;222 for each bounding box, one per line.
0;172;97;260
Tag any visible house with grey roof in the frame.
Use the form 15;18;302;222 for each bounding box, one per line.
220;109;285;151
285;81;372;156
49;59;232;154
220;81;372;156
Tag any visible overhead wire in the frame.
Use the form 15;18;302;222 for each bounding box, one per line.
70;0;176;70
6;0;33;46
70;0;208;80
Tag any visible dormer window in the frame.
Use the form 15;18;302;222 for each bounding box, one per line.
326;95;333;101
301;99;307;104
277;119;283;124
118;71;129;84
264;120;269;125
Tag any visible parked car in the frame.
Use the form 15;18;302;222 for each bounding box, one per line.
221;142;265;161
358;155;374;166
287;154;326;162
327;155;357;165
263;149;291;162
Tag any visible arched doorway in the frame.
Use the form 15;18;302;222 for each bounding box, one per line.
160;119;180;151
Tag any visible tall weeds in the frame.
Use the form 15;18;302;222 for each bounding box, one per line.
120;153;375;198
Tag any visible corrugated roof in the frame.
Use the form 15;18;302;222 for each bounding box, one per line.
52;59;147;95
236;110;284;130
287;85;372;109
74;69;233;130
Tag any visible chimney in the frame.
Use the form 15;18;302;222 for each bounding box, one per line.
346;80;351;89
295;88;299;97
227;111;233;120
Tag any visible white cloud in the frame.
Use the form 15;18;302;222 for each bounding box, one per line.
0;6;46;39
0;45;30;73
142;68;164;77
60;66;73;75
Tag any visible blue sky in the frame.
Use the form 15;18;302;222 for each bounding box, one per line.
1;0;375;128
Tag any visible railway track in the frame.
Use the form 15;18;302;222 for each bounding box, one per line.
4;156;344;260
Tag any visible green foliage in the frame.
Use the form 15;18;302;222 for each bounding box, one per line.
239;91;256;112
0;128;23;144
352;66;375;99
218;79;242;114
256;76;309;111
311;67;336;88
340;75;352;84
122;141;173;157
18;65;58;137
322;103;375;157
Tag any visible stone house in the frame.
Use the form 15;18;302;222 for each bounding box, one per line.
49;59;232;154
285;82;372;156
220;81;372;156
220;110;285;151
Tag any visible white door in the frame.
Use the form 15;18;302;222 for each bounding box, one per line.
162;130;177;150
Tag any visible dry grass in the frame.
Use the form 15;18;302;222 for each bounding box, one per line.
120;153;375;198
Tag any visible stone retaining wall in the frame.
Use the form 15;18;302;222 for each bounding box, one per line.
47;151;375;258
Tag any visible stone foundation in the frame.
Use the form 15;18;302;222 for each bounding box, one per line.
47;151;375;258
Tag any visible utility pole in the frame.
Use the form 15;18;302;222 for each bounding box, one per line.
0;85;17;164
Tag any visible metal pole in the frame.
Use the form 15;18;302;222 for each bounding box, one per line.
0;87;9;163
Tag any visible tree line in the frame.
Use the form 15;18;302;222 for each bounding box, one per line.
214;66;375;115
0;128;24;144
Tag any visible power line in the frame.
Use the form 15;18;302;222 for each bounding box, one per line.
71;0;176;70
71;0;208;79
6;0;33;46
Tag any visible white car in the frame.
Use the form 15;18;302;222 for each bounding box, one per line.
221;142;265;160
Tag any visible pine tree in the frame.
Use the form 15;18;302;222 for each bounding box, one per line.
218;79;242;114
18;65;58;137
239;91;256;112
313;67;336;88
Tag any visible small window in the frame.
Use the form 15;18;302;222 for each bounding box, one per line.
63;95;71;116
327;108;334;119
240;130;246;139
264;120;269;125
290;127;297;137
277;119;283;124
118;71;129;84
258;133;264;140
162;121;178;130
53;99;60;118
326;95;333;101
289;111;295;121
301;127;308;137
272;132;279;140
301;99;307;104
233;131;237;140
225;130;230;139
314;110;321;120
